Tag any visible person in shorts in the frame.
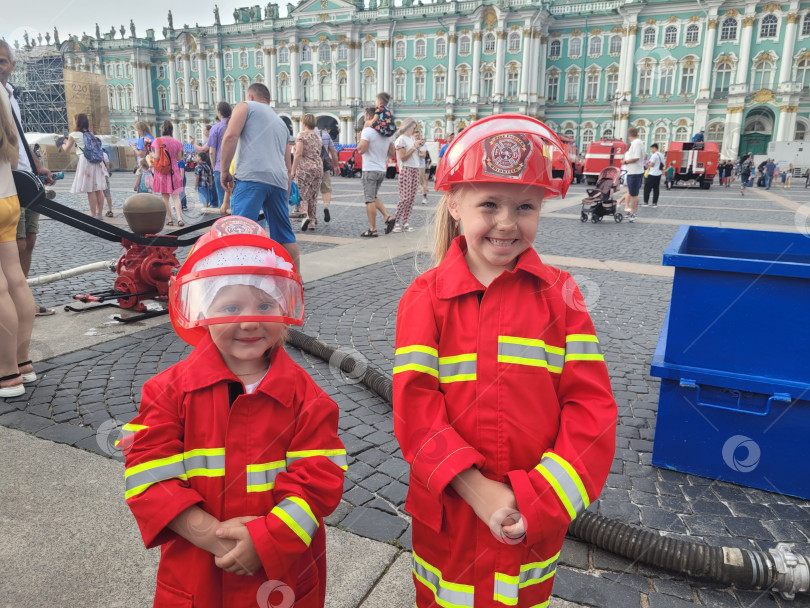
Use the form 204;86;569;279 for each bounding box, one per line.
622;127;645;223
357;106;396;237
318;128;339;223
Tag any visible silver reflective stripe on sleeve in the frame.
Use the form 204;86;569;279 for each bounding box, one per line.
286;449;349;471
564;335;604;362
534;453;590;521
438;354;477;383
271;496;319;546
393;346;439;377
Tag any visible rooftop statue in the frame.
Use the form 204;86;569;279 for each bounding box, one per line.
168;10;174;29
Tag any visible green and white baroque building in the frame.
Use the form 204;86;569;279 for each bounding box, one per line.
57;0;810;158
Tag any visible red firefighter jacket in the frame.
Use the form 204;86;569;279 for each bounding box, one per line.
393;236;617;608
122;334;345;607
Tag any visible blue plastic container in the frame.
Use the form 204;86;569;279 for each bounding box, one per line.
650;226;810;499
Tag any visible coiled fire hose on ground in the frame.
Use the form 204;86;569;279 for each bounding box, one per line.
287;328;810;601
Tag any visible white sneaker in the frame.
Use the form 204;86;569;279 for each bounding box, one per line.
392;223;403;233
628;213;636;223
403;222;414;232
421;196;428;205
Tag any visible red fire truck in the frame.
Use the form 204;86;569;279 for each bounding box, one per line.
665;141;719;189
583;140;628;185
552;135;583;183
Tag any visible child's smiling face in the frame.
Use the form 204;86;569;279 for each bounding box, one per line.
449;182;545;285
206;284;286;366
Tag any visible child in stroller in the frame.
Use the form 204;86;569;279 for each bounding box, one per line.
581;166;624;223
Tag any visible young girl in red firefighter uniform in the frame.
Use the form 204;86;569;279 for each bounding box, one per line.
393;115;617;608
120;216;345;607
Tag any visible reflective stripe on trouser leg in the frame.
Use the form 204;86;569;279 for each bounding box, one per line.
493;553;559;606
271;496;319;546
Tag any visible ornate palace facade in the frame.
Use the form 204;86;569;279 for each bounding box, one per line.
50;0;810;157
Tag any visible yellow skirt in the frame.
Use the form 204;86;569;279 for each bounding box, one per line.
0;193;21;243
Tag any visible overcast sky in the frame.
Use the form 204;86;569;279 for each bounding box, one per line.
1;0;278;48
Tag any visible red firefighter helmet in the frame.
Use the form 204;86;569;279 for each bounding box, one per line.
434;114;571;198
169;216;304;346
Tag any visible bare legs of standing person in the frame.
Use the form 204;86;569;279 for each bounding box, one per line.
366;198;392;234
0;241;35;392
162;193;184;225
87;190;105;217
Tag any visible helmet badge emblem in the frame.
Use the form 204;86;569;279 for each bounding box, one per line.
482;133;533;179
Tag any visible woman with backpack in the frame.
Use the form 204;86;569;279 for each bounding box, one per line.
60;113;106;218
151;120;185;227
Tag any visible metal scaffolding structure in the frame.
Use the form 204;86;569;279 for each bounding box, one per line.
11;46;68;134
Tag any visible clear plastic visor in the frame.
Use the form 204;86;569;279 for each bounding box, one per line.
173;268;304;328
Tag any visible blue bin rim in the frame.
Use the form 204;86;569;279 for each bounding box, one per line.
663;225;810;280
650;310;810;397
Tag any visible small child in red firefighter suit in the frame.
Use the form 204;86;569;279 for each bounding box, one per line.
120;216;345;608
393;115;618;607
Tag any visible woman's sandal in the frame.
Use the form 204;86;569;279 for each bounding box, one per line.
166;220;174;226
18;361;36;384
360;229;379;237
0;373;25;398
178;220;185;227
105;210;114;218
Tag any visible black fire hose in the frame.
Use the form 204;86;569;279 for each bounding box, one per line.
287;328;810;601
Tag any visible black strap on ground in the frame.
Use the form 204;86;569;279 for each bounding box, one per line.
24;190;218;247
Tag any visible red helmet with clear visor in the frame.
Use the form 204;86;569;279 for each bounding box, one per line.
434;114;572;198
169;217;304;346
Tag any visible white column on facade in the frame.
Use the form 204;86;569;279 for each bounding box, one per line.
447;31;457;102
130;54;140;110
471;31;482;104
290;42;300;104
168;53;179;110
735;13;756;85
182;53;193;107
198;52;209;109
722;106;744;158
616;29;630;102
214;50;224;102
376;41;385;94
697;12;719;99
494;30;506;101
268;48;277;103
331;45;338;102
519;26;532;102
779;12;800;85
776;107;798;140
534;33;547;104
622;25;637;96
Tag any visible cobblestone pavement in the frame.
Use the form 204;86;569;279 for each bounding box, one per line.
6;173;810;607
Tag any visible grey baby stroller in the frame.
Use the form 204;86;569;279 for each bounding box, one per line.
580;166;623;223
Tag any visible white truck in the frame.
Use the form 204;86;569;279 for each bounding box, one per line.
765;141;810;177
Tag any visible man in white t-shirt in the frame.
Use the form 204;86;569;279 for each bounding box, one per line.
356;106;396;237
622;127;645;222
643;143;665;207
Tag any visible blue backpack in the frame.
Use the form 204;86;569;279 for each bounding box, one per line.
81;131;104;164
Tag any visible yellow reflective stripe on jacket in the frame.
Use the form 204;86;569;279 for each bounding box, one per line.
497;336;564;374
493;552;559;605
114;423;148;447
564;334;604;363
286;448;349;471
124;448;225;500
412;552;474;608
438;353;476;383
271;496;319;546
246;460;287;493
534;452;590;520
394;345;439;377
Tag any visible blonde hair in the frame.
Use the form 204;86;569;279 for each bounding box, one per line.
0;92;19;166
302;113;317;129
433;188;461;266
396;118;417;138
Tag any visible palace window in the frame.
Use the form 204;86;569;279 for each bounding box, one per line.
319;43;330;63
191;55;198;72
224;79;235;103
208;79;216;102
176;83;184;104
208;54;216;71
414;71;425;102
753;59;774;90
395;40;406;60
565;72;580;101
337;43;347;60
674;126;689;141
715;61;733;94
506;70;519;99
481;71;494;98
434;72;446;100
435;37;446;56
605;72;618;100
239;51;248;69
589;36;601;55
547;72;559;102
256;50;264;68
508;32;521;52
301;45;312;62
585;73;599;99
240;77;249;101
483;32;496;53
279;76;289;102
797;58;810;90
395;72;406;102
224;52;233;69
659;66;674;96
415;39;427;58
459;36;471;55
125;63;132;78
760;14;778;38
363;72;376;102
301;76;312;102
803;13;810;36
278;47;289;63
706;123;724;143
338;76;347;102
609;34;621;54
157;64;165;80
363;40;376;59
720;18;737;41
638;67;652;96
319;75;331;100
685;24;700;43
116;63;123;78
642;27;656;46
664;26;677;45
158;87;167;111
549;40;561;58
795;121;807;140
654;127;668;151
680;64;695;95
457;71;470;100
568;37;582;57
602;128;613;139
106;64;112;78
